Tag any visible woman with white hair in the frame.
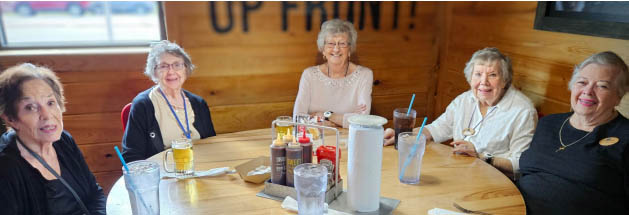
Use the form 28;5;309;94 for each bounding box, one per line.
384;47;538;179
293;19;373;128
518;51;629;214
122;40;216;162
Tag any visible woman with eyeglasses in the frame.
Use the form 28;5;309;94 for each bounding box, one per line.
293;19;373;128
122;40;216;162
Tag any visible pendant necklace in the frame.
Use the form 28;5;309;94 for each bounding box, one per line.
158;87;191;139
462;104;497;137
556;116;593;152
327;62;349;78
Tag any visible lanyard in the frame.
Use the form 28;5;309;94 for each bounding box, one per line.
158;88;191;139
17;138;90;215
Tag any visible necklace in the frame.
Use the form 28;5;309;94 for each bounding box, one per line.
462;105;497;136
556;116;593;152
158;87;191;139
327;62;349;78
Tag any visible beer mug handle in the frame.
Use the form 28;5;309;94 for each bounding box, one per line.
163;149;174;173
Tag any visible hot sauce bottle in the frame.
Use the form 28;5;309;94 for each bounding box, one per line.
285;139;303;187
270;133;286;185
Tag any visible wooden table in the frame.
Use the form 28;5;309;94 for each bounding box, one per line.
107;128;526;214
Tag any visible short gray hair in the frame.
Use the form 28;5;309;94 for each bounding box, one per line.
569;51;629;97
316;19;358;53
144;40;195;83
463;47;513;88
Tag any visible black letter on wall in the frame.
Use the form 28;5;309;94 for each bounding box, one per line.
393;1;399;29
359;2;380;30
306;2;327;31
347;2;355;23
332;2;340;19
242;1;262;32
282;2;298;31
209;2;234;33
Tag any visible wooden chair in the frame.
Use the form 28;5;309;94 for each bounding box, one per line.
121;103;132;131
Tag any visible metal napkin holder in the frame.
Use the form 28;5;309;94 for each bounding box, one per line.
257;120;400;214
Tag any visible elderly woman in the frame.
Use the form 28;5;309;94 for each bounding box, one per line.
384;47;537;178
122;40;216;162
518;51;629;214
0;63;105;214
293;19;373;128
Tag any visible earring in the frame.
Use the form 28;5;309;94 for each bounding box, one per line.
323;55;326;60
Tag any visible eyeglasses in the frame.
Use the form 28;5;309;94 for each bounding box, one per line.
324;41;350;49
156;62;185;72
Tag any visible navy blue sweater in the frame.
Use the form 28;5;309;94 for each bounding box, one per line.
122;87;216;162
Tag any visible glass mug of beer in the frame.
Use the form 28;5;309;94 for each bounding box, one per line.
275;116;293;139
163;139;194;177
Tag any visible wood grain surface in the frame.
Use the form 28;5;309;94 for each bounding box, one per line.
106;128;525;214
435;2;629;117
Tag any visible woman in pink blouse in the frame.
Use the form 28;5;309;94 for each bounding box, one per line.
293;19;373;128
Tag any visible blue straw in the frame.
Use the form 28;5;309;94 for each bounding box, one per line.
406;94;415;116
114;146;129;172
400;117;428;181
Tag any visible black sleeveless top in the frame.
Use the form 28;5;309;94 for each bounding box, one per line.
44;159;82;215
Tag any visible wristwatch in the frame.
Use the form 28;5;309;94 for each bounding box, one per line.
481;152;494;164
323;111;333;121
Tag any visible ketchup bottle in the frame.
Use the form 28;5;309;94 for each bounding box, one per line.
316;145;341;182
299;131;313;164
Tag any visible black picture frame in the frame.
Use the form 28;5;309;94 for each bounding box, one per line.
534;2;629;40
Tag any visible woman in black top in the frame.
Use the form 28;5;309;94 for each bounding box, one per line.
122;40;216;162
0;63;105;215
518;51;629;214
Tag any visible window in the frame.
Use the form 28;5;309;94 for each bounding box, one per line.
534;2;629;40
0;1;165;48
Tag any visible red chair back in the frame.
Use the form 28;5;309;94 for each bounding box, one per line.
121;103;132;131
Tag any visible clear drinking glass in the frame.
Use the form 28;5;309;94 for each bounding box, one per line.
275;116;293;139
294;163;328;215
123;160;160;215
393;108;416;150
398;132;426;184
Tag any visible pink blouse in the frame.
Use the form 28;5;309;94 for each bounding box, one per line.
293;65;373;128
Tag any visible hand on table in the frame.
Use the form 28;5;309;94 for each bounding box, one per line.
383;128;395;146
451;140;478;157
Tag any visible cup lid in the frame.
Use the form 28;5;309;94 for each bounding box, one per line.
348;115;387;127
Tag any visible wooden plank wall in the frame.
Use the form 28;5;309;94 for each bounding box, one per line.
435;2;629;118
164;1;440;132
0;2;439;194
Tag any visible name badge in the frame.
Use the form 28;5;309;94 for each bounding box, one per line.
599;137;619;146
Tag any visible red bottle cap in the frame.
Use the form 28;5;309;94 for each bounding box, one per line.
316;145;340;159
298;130;310;143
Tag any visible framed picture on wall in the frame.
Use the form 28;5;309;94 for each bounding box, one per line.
534;2;629;40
